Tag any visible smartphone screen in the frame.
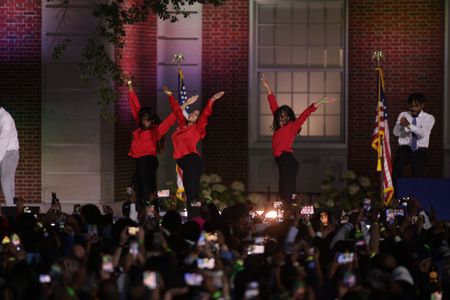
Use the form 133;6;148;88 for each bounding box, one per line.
385;209;395;225
273;201;283;209
245;282;259;299
300;205;314;215
157;190;170;198
184;273;203;286
337;252;354;264
2;236;10;245
198;232;206;246
343;271;356;288
143;271;157;289
129;241;139;256
254;236;266;244
197;258;215;270
11;234;21;247
247;244;265;255
39;274;51;283
102;255;114;273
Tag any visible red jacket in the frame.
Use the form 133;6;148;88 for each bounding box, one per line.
268;94;317;157
128;90;176;158
168;95;215;159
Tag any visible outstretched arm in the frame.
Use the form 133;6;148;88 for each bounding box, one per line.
163;86;190;128
292;97;336;132
197;91;225;137
261;73;278;114
126;78;141;124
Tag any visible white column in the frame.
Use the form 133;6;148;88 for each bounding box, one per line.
41;0;114;211
156;4;203;186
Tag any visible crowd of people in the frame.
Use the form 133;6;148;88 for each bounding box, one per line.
0;191;449;300
0;68;441;300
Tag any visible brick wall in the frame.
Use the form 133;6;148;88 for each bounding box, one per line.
202;0;249;186
115;11;157;201
348;0;444;183
0;0;41;203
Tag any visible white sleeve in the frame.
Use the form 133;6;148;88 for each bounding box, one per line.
129;203;138;222
409;115;435;140
0;117;11;162
393;112;406;137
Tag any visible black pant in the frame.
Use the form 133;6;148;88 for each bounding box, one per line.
275;152;299;204
392;145;428;197
134;155;159;205
177;153;204;207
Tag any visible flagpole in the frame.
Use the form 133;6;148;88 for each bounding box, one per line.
372;50;385;206
172;53;185;202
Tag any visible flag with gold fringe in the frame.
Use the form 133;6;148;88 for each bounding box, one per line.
371;67;394;205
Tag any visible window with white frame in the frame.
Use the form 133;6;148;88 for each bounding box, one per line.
253;0;346;141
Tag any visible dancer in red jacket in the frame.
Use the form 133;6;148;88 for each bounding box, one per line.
163;86;225;211
127;79;177;205
261;74;335;205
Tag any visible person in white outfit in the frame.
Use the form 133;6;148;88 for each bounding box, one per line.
392;93;435;197
0;107;19;206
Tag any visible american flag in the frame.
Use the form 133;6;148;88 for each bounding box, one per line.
178;67;189;115
176;67;186;200
371;67;394;205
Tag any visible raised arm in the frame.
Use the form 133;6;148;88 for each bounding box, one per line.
197;91;225;137
163;86;199;128
261;73;278;114
156;113;177;139
127;80;141;124
164;86;186;127
292;97;335;133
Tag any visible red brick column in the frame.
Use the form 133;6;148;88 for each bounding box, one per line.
202;0;249;185
348;0;444;183
0;0;42;203
114;7;158;201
